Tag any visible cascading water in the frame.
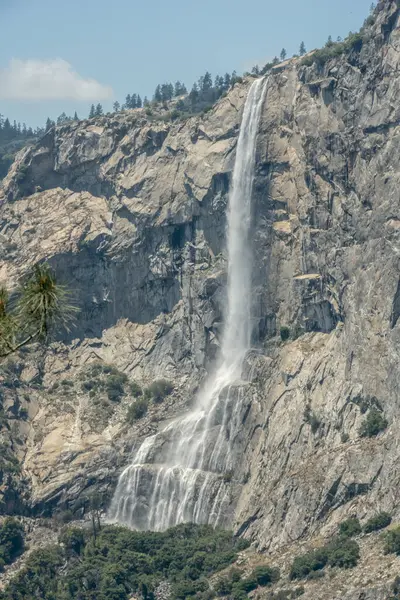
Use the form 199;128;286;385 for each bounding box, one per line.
109;77;267;530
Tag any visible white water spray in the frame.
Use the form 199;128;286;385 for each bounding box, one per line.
109;77;267;530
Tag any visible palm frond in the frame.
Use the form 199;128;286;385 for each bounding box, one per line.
16;263;78;339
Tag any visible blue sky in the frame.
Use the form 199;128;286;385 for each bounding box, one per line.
1;0;372;127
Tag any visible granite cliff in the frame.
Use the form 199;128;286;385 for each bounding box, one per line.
1;1;400;597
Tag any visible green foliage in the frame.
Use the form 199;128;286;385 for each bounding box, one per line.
129;381;143;398
290;547;329;580
280;326;290;341
364;512;392;533
301;31;364;67
290;535;360;580
126;398;149;423
0;523;248;600
0;263;77;360
253;565;280;586
304;407;321;433
325;536;360;569
106;373;128;402
61;379;74;387
145;379;174;404
359;408;388;437
15;164;29;183
0;518;24;570
389;575;400;600
59;527;85;556
339;517;361;538
384;526;400;555
214;565;278;598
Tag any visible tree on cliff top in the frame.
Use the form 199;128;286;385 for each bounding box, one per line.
0;263;77;359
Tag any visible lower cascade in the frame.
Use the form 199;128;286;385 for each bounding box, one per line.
109;77;268;530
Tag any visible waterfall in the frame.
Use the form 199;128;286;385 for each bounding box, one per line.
109;77;267;530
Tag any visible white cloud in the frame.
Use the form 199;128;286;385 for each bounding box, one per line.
0;58;114;101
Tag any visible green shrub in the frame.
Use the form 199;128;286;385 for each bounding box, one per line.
237;574;258;593
290;547;329;580
215;576;233;595
339;517;361;538
304;407;321;433
146;379;174;404
290;535;360;579
326;536;360;569
384;527;400;555
253;565;280;586
60;379;74;387
359;408;388;437
0;518;24;569
15;164;29;183
390;575;400;599
106;372;128;402
126;398;149;423
280;326;290;341
59;527;85;556
364;512;392;533
129;381;143;398
81;380;97;392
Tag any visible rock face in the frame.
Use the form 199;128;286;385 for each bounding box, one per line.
1;0;400;595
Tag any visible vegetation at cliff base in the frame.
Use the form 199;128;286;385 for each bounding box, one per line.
339;517;361;538
290;518;362;580
0;518;24;571
0;523;249;600
215;564;280;599
384;526;400;556
364;512;392;534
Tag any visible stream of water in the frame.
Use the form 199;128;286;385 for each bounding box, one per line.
108;77;267;530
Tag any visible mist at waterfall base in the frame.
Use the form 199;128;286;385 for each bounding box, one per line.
108;77;267;531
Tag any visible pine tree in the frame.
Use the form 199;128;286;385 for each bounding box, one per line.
251;65;260;75
174;81;187;96
299;41;306;56
131;94;138;108
143;96;149;107
73;111;79;121
154;85;162;102
223;73;231;89
326;35;333;47
95;103;103;116
160;83;173;102
0;264;77;360
137;95;142;108
57;112;68;125
202;72;213;92
189;83;199;105
89;104;96;119
280;48;287;61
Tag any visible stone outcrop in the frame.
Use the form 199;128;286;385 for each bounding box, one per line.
1;1;400;597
